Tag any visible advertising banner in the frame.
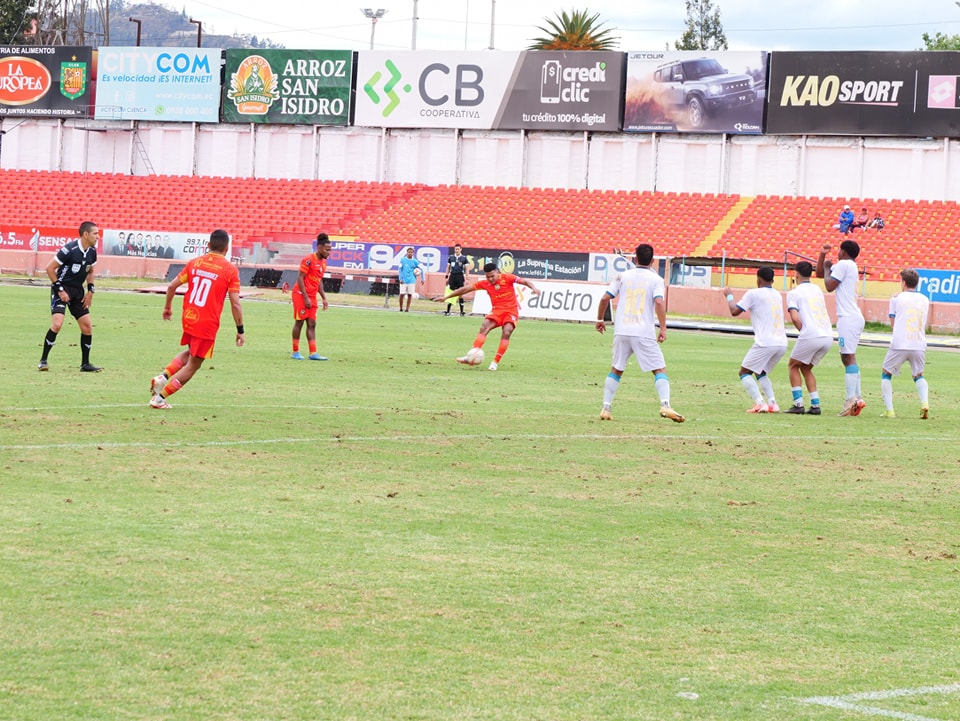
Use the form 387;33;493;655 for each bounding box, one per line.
222;49;353;125
471;278;608;322
355;50;622;131
464;249;589;281
492;51;623;131
0;225;76;251
916;269;960;303
623;50;766;133
0;46;91;117
766;51;960;137
94;47;221;122
101;229;215;260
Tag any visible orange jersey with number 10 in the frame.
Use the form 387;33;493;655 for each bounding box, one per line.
177;253;240;340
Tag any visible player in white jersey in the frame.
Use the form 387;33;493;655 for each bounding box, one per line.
722;266;788;413
880;268;931;419
817;240;866;417
594;243;684;423
784;261;833;415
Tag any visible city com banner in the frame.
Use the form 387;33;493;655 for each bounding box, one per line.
767;51;960;137
0;46;91;117
222;49;353;125
355;51;622;131
623;50;766;134
94;47;221;122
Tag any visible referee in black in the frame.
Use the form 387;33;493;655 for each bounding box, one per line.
38;221;102;372
444;244;469;316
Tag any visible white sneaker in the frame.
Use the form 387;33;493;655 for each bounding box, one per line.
488;361;498;371
659;406;685;423
149;394;172;409
150;373;167;395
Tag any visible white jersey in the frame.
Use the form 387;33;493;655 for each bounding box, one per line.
830;258;863;319
737;286;788;347
786;281;833;340
889;290;929;351
606;266;664;339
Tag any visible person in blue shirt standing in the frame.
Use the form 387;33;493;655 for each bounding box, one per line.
397;246;423;312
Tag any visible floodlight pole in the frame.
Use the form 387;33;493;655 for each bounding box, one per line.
361;8;386;50
129;17;141;46
489;0;496;49
411;0;418;49
188;17;201;48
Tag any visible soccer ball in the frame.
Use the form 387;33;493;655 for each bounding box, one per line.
464;347;485;366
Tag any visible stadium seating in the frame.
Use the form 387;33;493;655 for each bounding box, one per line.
0;169;956;279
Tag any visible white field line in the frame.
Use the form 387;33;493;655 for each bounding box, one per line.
800;684;960;721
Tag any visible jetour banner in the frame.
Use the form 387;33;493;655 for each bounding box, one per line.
623;50;766;134
766;51;960;137
0;46;92;117
94;47;221;122
222;49;353;124
355;50;623;131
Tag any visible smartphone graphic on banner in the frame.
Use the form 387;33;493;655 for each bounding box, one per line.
540;60;561;103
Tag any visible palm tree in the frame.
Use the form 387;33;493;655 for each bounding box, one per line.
527;9;618;50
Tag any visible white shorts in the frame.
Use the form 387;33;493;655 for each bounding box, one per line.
742;343;786;375
837;314;865;355
790;336;832;366
400;282;417;295
612;335;665;373
882;348;925;377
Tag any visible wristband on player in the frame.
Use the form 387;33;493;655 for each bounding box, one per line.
52;281;63;292
86;283;95;293
236;324;245;334
726;293;735;302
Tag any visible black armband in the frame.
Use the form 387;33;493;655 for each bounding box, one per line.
86;283;95;293
236;324;245;334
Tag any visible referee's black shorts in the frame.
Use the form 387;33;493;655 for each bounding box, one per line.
50;285;89;319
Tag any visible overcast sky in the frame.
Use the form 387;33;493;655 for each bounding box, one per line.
180;0;960;53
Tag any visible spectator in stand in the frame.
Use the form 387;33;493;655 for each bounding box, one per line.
835;205;855;234
868;212;885;231
851;206;869;231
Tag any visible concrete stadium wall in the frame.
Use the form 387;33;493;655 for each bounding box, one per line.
2;118;959;201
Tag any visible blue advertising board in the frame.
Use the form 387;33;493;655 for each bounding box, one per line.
916;269;960;303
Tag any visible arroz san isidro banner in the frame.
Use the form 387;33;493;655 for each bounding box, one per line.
94;47;221;122
0;46;91;117
623;50;766;134
355;50;622;131
222;49;353;124
766;51;960;137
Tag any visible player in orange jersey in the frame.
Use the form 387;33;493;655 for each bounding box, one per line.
444;261;541;371
148;229;244;409
291;233;332;360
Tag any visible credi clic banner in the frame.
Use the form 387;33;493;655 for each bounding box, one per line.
766;51;960;137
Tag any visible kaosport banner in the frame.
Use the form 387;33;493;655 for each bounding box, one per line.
623;50;766;134
0;46;91;117
767;51;960;137
222;49;352;124
355;51;622;131
471;278;608;322
917;269;960;303
94;47;221;122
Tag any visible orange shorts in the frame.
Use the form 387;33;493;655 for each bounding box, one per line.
293;293;318;321
485;309;518;328
180;332;216;359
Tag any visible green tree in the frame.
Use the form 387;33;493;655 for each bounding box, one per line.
920;31;960;50
675;0;728;51
0;0;35;44
527;9;618;50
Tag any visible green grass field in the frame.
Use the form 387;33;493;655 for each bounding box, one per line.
2;283;959;721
